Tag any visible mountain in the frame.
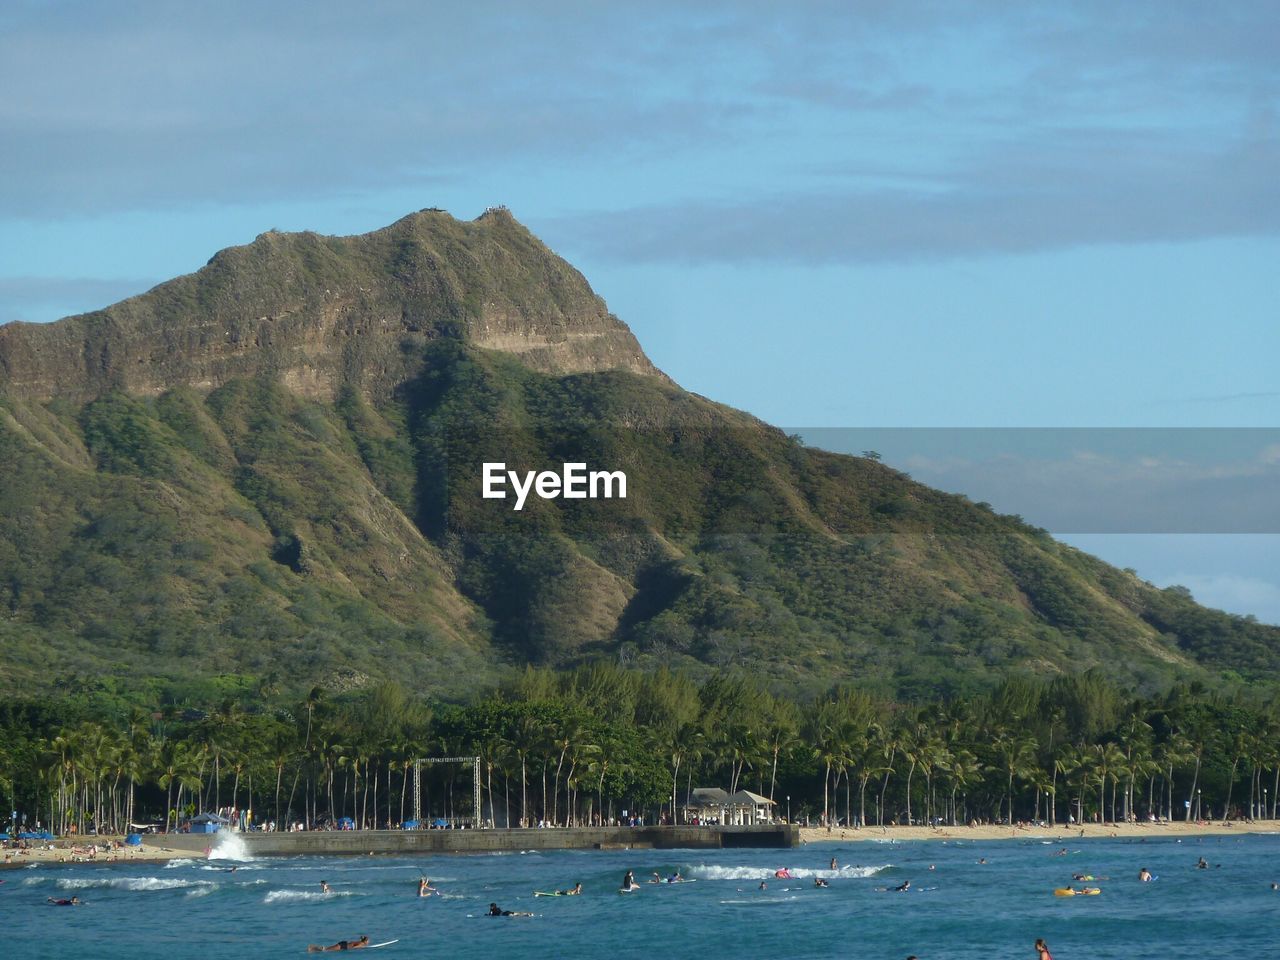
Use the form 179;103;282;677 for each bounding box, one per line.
2;208;1277;702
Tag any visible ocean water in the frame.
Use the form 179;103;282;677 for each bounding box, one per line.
4;833;1280;959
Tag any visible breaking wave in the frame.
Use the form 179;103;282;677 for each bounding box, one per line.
55;876;214;892
262;889;353;904
686;864;888;881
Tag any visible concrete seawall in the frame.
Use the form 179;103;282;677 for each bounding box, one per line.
192;824;798;856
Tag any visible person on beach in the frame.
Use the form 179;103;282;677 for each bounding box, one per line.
307;935;369;951
418;877;437;897
1035;938;1053;960
320;880;332;894
488;902;533;917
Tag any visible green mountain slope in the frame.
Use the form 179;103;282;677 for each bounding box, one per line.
1;210;1276;700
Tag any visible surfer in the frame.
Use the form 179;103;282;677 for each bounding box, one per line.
320;880;332;894
1035;937;1053;960
814;877;829;888
417;877;437;897
774;867;792;879
307;935;369;951
559;882;582;896
667;871;683;883
829;857;838;871
1196;857;1208;870
620;869;637;891
758;880;767;891
488;902;533;917
47;896;82;906
1139;868;1153;882
894;880;911;892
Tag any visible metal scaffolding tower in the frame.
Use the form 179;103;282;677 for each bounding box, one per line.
411;756;482;829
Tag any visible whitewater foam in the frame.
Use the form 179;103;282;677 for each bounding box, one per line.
686;863;888;881
263;889;353;904
208;833;253;861
55;876;214;892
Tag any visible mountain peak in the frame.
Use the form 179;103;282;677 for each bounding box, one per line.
0;208;662;403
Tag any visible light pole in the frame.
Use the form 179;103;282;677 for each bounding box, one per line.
1264;788;1268;821
1196;788;1202;821
787;795;791;824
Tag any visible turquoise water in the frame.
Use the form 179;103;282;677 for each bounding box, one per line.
5;833;1280;959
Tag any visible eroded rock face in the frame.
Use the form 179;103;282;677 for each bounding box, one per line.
0;207;663;403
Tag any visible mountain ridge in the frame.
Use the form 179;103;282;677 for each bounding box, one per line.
0;207;661;405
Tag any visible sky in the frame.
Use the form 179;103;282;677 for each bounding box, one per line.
2;1;1278;620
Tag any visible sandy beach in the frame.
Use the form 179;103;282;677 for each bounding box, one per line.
799;820;1279;845
0;837;207;869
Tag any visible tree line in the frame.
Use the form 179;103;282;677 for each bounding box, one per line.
2;666;1277;836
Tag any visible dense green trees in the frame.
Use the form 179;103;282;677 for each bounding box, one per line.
1;667;1277;837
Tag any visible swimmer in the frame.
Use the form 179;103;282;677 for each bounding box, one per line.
829;857;838;871
894;880;911;892
814;877;829;888
488;902;533;917
320;880;332;894
978;857;988;864
1196;857;1208;870
1035;937;1054;960
1139;868;1153;882
307;935;369;952
774;867;793;879
417;877;437;897
758;880;767;891
47;896;82;906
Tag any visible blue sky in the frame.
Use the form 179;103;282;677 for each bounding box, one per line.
2;1;1278;619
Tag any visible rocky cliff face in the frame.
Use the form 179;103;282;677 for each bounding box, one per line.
0;207;661;403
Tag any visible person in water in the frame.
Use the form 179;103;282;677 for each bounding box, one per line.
307;935;369;952
774;867;792;879
667;871;683;883
1196;857;1209;869
1139;868;1153;882
47;896;82;906
557;882;582;896
894;880;911;892
622;870;636;890
1035;937;1053;960
320;880;332;894
829;857;838;871
488;902;533;917
758;880;767;890
417;877;437;897
814;877;829;888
